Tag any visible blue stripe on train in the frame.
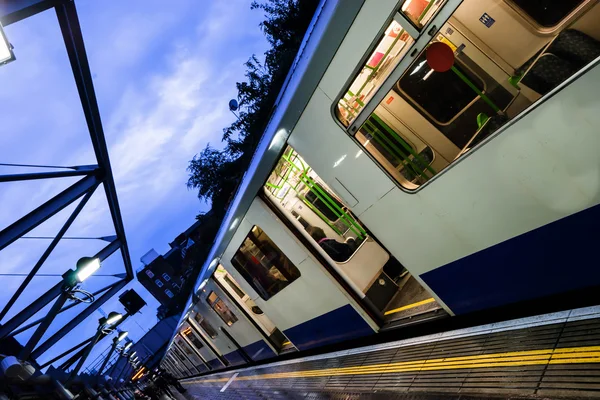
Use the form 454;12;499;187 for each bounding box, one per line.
283;303;374;351
421;203;600;315
244;340;276;361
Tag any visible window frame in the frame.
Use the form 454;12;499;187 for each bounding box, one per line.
330;0;477;194
193;313;218;339
206;291;239;327
230;225;301;301
504;0;592;33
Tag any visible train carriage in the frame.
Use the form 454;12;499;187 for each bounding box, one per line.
163;0;600;377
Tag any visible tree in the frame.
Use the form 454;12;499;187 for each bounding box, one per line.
187;0;319;213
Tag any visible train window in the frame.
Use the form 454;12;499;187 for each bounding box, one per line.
193;314;218;339
400;0;446;29
356;115;436;188
206;291;238;326
223;274;246;299
508;0;586;28
231;226;300;301
182;327;204;350
398;52;485;124
336;19;415;127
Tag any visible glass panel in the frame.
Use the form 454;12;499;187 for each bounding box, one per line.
155;279;163;288
509;0;585;28
194;314;218;339
398;53;485;124
231;226;301;300
182;327;204;350
401;0;446;29
206;291;238;326
336;20;414;126
223;275;246;299
357;115;436;188
350;0;600;192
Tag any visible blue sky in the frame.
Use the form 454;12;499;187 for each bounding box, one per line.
0;0;269;369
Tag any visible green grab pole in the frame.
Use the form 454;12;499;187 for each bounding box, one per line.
450;65;500;113
303;175;366;239
301;175;363;239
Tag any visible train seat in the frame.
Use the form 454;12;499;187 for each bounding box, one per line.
548;29;600;69
520;53;579;95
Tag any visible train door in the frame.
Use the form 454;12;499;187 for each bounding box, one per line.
263;146;444;325
180;321;218;371
166;353;187;377
187;311;228;370
169;344;197;377
197;278;278;362
213;265;297;354
174;334;206;375
220;198;377;350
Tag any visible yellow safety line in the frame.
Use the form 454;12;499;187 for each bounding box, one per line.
182;345;600;385
384;298;436;316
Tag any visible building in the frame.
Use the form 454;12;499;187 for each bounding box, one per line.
137;250;184;307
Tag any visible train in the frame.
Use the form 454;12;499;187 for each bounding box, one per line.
160;0;600;377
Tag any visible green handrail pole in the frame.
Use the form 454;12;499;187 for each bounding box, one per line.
451;65;500;113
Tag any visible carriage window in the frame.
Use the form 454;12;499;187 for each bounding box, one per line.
336;19;414;127
182;327;204;350
398;52;485;124
223;274;246;299
356;115;436;188
400;0;446;29
231;226;300;300
206;291;238;326
508;0;586;28
193;314;218;339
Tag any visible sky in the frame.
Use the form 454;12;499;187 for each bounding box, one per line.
0;0;269;370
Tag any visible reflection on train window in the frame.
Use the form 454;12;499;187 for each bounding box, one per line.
508;0;586;28
356;115;436;188
336;19;414;126
231;226;300;300
206;291;238;326
193;314;218;339
182;326;204;350
400;0;446;29
399;53;485;124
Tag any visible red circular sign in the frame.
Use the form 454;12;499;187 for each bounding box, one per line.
426;42;455;72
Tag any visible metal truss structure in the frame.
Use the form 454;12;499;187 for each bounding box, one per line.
0;0;134;366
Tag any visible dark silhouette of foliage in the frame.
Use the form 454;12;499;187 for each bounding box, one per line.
187;0;319;215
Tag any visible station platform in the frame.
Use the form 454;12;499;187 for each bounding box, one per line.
176;305;600;399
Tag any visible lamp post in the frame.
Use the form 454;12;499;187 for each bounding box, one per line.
0;21;15;66
67;311;123;382
98;330;128;376
19;257;101;360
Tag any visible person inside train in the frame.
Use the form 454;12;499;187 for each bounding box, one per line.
306;225;357;262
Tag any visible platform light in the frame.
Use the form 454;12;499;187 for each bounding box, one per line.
117;331;128;342
0;23;15;65
105;312;123;326
123;341;133;351
75;257;101;282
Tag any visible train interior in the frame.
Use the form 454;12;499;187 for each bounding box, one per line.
212;265;297;354
337;0;600;190
263;146;443;324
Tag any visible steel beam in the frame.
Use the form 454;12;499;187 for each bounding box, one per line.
0;187;96;321
0;165;99;183
0;174;100;253
10;281;121;336
31;278;128;359
0;0;64;26
0;281;63;338
55;1;133;279
39;336;94;369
